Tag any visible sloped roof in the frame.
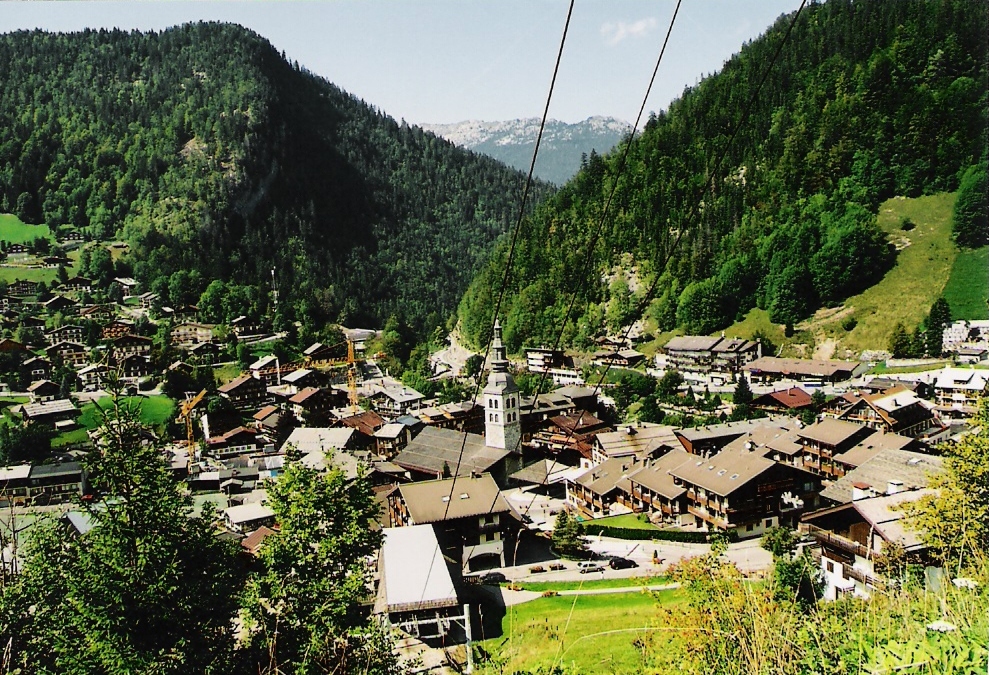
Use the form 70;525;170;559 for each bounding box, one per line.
282;427;356;454
595;423;677;458
376;525;459;614
753;387;813;410
398;474;512;523
798;418;872;447
834;432;919;469
393;426;509;477
821;449;942;504
665;335;723;352
626;448;692;500
575;456;638;496
670;448;777;497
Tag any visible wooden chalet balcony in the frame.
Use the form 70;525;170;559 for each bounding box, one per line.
806;524;870;559
687;505;728;529
842;563;885;588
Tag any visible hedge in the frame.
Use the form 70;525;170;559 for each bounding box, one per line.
582;523;739;544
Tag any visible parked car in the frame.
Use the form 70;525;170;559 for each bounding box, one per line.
478;571;507;585
577;561;604;574
608;556;638;570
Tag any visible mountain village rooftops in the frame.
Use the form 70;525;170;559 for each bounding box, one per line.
574;456;637;496
595;423;678;459
798;417;873;447
281;427;356;454
744;356;858;378
393;426;510;477
374;423;407;440
934;367;989;391
224;502;275;526
670;449;777;496
821;448;942;504
664;335;724;352
396;474;512;524
22;398;78;418
626;448;692;500
675;417;787;445
719;422;802;457
282;368;313;384
805;490;934;552
249;355;278;371
833;432;919;469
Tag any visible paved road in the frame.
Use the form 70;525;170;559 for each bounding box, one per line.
555;582;680;596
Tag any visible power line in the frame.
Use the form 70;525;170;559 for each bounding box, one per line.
552;2;808;667
406;0;577;613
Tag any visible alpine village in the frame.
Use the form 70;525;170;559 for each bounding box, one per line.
0;2;987;674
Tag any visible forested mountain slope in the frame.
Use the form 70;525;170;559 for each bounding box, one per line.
458;0;988;351
0;23;552;332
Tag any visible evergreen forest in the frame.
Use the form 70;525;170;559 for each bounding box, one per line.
457;0;988;351
0;23;552;335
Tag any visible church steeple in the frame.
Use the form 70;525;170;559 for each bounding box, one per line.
483;320;521;452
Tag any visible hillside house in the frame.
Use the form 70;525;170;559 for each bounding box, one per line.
207;426;262;459
101;320;134;340
118;354;152;379
802;490;932;599
21;398;79;427
288;387;335;425
752;387;813;413
621;448;693;526
45;324;84;345
821;446;942;505
218;374;268;410
661;335;760;382
797;418;876;478
592;348;645;368
831;387;941;438
524;347;565;372
591;422;678;466
111;334;152;362
45;341;88;368
21;356;52;381
933;367;989;418
567;456;638;519
27;379;60;403
369;384;425;416
60;276;91;292
387;474;520;571
171;322;214;347
744;357;861;384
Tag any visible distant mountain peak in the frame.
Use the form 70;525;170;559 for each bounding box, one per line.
419;117;630;184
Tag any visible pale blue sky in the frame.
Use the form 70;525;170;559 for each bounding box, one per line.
0;1;802;125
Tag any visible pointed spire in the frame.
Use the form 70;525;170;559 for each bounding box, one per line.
490;319;508;373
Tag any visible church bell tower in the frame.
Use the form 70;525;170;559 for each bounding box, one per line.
483;320;521;453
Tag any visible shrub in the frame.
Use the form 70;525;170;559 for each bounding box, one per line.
841;315;858;331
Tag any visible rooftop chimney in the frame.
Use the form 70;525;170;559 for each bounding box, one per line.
887;479;904;496
852;482;872;501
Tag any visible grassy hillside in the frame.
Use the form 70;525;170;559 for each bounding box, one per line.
944;245;989;321
720;193;983;357
478;589;684;674
0;213;52;243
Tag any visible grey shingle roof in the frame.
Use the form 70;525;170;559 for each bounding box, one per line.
821;448;942;504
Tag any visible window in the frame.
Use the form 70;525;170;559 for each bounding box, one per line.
826;560;835;573
765;519;773;528
494;414;499;423
746;523;753;532
494;399;499;409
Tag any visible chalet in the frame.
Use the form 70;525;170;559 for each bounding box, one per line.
620;448;693;526
45;341;88;368
24;462;86;504
118;354;152;379
933;367;989;418
821;446;942;505
802;490;932;599
240;525;276;558
137;292;158;309
0;338;26;353
282;368;317;394
337;409;386;447
744;357;861;384
252;404;283;433
567;456;639;519
6;244;30;256
101;320;134;340
797;418;876;478
661;335;760;382
669;444;822;536
171;322;214;347
7;280;37;297
525;347;565;373
862;377;933;400
716;421;806;468
288;387;335;426
45;324;84;345
592;348;645;368
752;387;814;413
78;363;108;390
43;295;78;314
0;465;32;506
161;304;199;322
60;275;92;292
591;422;678;466
369;383;425;416
249;355;280;385
207;426;262;459
303;342;342;363
387;474;520;571
224;502;275;534
231;315;263;336
675;418;788;457
188;340;223;364
530;411;611;466
218;374;268;410
79;304;117;322
416;401;484;434
374;422;413;458
21;356;52;381
831;387;941;438
112;277;139;294
111;334;152;361
21;398;79;427
59;231;85;243
374;525;466;640
26;379;60;402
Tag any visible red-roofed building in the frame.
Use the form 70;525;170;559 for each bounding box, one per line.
752;387;814;413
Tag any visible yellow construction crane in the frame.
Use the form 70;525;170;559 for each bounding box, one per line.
180;388;207;449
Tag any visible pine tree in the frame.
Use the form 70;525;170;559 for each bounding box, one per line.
926;297;951;357
888;323;911;358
